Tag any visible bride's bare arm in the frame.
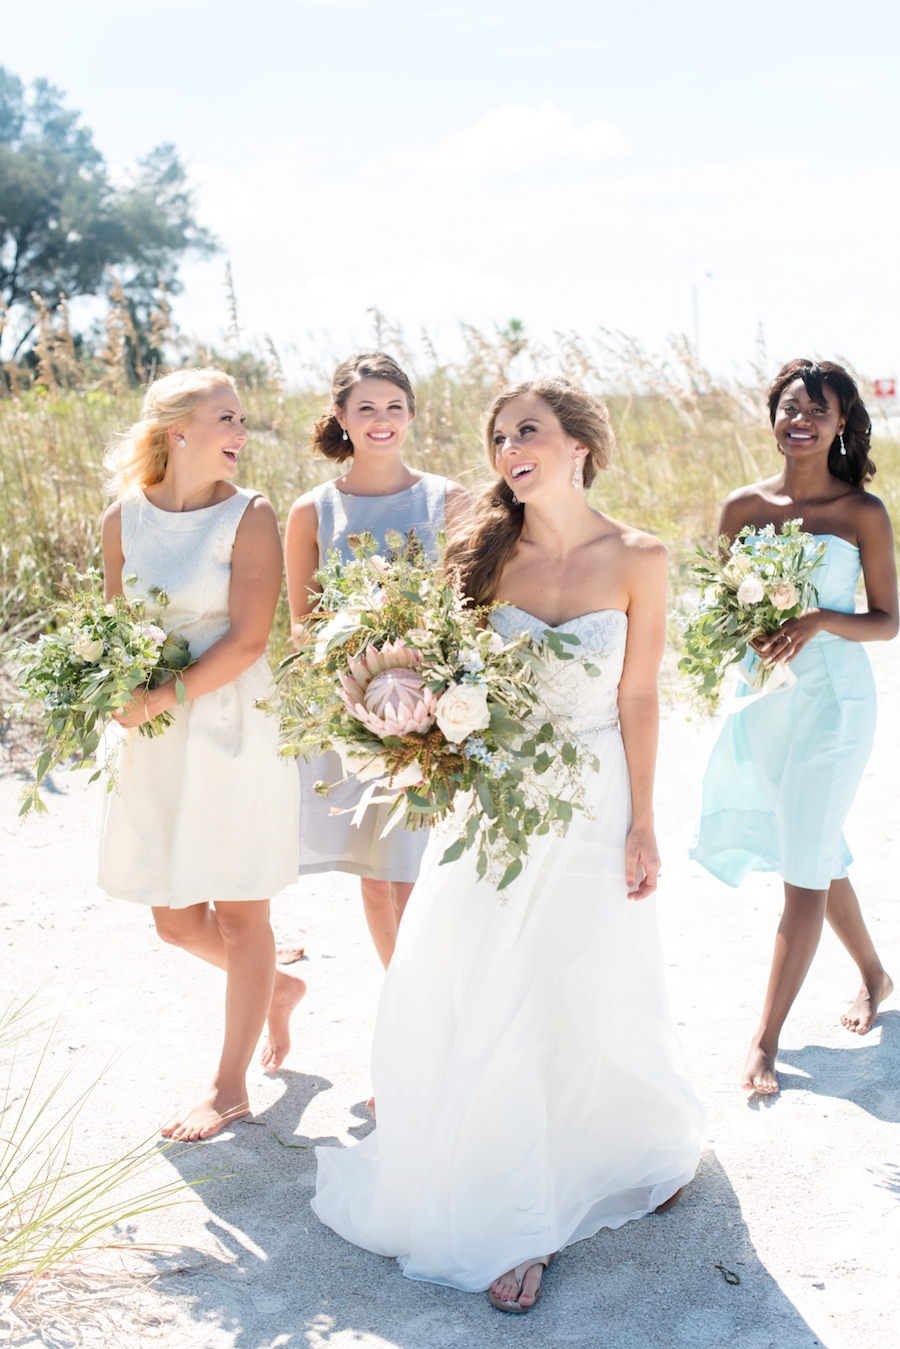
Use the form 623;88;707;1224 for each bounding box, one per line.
617;535;668;900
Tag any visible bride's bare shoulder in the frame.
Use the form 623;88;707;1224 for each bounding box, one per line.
598;514;668;571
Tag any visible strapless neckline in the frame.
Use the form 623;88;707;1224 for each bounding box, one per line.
498;604;628;631
813;532;859;553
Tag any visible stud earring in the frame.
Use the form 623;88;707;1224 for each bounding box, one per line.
839;432;846;456
342;429;349;441
572;456;584;490
177;437;186;447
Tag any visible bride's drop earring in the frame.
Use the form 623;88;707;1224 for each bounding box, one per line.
572;457;584;490
839;432;846;456
342;429;349;441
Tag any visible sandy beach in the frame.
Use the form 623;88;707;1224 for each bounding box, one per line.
2;643;898;1349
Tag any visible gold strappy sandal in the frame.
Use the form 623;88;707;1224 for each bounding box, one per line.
487;1253;555;1314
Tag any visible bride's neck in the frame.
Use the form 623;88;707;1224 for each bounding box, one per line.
519;495;598;555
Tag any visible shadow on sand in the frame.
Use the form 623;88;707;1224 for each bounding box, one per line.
150;1084;826;1349
773;1009;900;1122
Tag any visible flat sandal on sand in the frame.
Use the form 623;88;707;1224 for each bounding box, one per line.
487;1254;555;1314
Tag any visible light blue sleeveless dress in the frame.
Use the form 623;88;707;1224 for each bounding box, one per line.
297;473;448;882
691;534;876;890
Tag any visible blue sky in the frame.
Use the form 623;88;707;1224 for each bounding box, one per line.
4;0;900;381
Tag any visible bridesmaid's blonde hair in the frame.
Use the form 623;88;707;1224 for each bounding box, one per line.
105;368;237;497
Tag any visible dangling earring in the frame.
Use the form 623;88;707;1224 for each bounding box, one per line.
510;487;519;505
839;432;846;456
342;429;349;441
572;456;584;490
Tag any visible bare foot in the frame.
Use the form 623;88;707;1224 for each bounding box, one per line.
259;968;307;1071
841;971;893;1034
490;1261;545;1311
161;1084;250;1142
275;945;305;965
741;1043;779;1095
366;1097;376;1120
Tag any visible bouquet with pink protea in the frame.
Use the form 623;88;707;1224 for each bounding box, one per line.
260;530;598;889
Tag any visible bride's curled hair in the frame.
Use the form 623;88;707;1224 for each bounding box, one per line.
105;368;237;498
446;379;615;606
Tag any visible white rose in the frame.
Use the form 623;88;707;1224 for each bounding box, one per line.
73;631;104;663
737;575;764;607
771;581;799;611
366;554;390;578
142;623;166;647
481;630;505;654
435;682;491;743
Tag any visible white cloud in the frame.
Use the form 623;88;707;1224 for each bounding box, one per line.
375;103;629;182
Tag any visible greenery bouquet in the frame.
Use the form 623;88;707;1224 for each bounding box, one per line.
262;530;600;890
679;519;825;712
10;569;192;816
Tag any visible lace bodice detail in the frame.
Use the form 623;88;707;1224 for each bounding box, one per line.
490;606;628;740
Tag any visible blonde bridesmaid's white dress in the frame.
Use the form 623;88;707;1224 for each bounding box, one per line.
99;487;299;908
312;606;705;1291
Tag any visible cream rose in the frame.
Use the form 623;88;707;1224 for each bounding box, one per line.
771;581;799;611
73;631;104;663
737;574;764;606
434;682;490;743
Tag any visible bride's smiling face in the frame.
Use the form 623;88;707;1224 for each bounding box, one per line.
491;395;587;500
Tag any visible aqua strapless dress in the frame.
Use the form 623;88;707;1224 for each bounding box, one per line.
690;535;876;890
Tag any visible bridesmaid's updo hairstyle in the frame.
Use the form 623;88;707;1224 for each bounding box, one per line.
105;367;237;498
312;352;417;464
446;379;615;607
768;359;876;487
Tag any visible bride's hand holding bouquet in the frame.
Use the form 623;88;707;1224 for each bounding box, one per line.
262;529;599;889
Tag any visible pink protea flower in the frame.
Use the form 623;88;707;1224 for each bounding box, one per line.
354;667;437;737
339;638;423;709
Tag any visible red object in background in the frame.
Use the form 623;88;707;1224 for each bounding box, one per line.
874;378;896;398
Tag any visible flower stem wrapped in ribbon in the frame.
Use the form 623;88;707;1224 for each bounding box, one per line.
9;567;193;816
678;519;825;713
260;530;600;890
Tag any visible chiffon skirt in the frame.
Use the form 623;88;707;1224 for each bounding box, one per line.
691;635;876;890
312;729;705;1291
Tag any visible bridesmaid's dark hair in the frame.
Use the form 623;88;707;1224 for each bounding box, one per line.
311;352;416;464
446;379;614;606
767;359;875;487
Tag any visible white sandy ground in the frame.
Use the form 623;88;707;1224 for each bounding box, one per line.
1;645;899;1349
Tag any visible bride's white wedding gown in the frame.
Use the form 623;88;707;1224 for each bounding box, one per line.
312;606;705;1292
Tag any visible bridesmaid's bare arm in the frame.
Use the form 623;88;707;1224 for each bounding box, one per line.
112;497;283;727
284;496;322;643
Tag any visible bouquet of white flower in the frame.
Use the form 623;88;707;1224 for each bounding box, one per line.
679;519;825;712
10;568;192;816
261;530;600;889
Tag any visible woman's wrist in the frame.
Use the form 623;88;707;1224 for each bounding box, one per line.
630;813;655;834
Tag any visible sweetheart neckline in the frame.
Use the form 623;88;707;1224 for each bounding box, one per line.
495;604;628;632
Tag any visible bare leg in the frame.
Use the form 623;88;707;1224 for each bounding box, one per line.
157;900;275;1140
742;883;828;1095
359;878;414;969
825;878;893;1033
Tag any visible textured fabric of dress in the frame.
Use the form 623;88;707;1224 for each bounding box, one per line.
297;473;448;882
691;534;876;890
98;487;299;908
312;605;705;1292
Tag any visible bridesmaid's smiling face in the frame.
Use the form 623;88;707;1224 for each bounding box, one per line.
773;377;846;464
336;378;413;460
171;389;247;481
491;394;587;501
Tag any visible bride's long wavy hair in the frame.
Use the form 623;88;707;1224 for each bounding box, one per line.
446;379;615;606
104;368;237;497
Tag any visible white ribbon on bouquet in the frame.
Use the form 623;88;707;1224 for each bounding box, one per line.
725;658;796;715
328;759;424;839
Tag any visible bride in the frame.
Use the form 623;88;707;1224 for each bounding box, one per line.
312;378;705;1311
